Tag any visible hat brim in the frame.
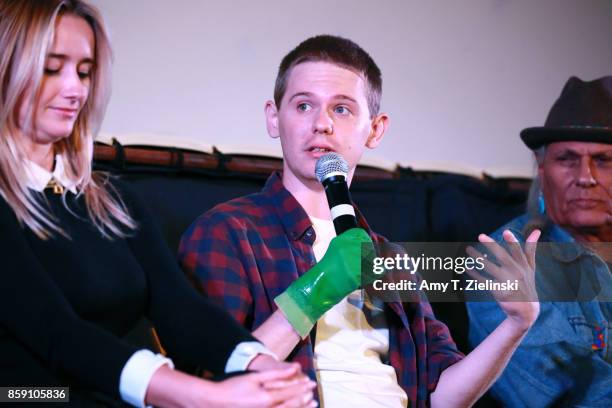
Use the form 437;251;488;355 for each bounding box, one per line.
520;127;612;150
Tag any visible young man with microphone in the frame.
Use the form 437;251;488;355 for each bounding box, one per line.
179;35;540;407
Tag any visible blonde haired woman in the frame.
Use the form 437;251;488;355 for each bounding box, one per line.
0;1;315;407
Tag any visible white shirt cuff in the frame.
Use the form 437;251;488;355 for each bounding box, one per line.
119;349;174;408
225;341;278;373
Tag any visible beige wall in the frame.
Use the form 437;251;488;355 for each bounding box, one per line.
91;0;612;176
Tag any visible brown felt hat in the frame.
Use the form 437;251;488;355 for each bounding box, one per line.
521;76;612;150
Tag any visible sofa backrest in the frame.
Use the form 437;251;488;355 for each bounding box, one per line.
94;143;529;356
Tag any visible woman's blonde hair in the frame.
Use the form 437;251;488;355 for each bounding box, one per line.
0;0;135;239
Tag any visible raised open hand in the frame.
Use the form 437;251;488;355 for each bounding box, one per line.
466;229;541;331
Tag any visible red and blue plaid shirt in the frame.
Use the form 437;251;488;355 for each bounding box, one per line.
179;172;463;407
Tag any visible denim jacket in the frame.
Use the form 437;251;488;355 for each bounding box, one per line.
467;214;611;407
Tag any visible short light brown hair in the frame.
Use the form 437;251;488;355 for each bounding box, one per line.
273;35;383;117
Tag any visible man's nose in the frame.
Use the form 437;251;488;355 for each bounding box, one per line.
575;158;598;187
313;109;333;135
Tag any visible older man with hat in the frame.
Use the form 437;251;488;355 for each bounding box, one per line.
467;76;611;407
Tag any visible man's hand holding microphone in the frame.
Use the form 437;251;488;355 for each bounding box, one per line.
274;153;374;337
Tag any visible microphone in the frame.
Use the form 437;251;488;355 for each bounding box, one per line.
315;152;359;235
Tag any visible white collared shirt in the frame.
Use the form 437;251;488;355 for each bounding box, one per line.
23;154;78;194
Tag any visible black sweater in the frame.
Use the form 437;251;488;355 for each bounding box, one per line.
0;180;254;400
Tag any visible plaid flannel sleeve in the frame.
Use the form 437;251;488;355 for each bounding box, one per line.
178;212;254;327
422;300;465;391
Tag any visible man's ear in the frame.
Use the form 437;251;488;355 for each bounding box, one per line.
366;113;389;149
265;100;280;139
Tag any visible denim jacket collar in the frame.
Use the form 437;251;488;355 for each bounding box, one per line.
545;222;588;264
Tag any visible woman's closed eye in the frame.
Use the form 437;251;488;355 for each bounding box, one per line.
77;69;92;79
44;67;61;75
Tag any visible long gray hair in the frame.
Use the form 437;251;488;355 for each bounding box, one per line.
523;146;551;236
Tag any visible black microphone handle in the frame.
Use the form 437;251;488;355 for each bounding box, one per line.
322;175;358;235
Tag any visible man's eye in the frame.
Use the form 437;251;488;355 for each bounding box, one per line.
595;156;612;166
297;103;311;112
78;70;92;79
556;155;578;165
334;106;350;115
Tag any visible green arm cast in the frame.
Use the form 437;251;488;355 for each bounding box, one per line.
274;228;373;338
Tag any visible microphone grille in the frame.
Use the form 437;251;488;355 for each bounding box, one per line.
315;152;349;182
